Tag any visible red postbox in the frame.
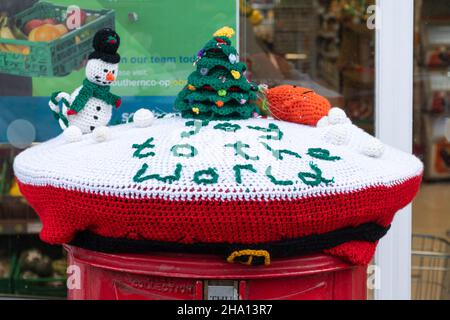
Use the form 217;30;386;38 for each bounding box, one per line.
65;245;367;300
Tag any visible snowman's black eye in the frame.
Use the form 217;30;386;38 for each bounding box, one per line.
112;70;115;74
103;69;108;73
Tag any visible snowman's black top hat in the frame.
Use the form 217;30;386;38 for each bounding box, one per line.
88;28;121;64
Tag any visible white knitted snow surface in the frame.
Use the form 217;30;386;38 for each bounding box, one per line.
14;116;423;200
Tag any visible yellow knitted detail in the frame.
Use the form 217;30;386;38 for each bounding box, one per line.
226;249;271;266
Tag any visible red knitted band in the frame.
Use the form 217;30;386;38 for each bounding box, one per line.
18;173;421;264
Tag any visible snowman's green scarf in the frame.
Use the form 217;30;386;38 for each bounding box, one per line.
69;79;121;113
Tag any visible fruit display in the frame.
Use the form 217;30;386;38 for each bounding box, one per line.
0;15;29;55
23;18;57;35
20;249;52;277
28;23;66;42
77;15;99;40
0;8;89;49
0;235;68;296
0;15;61;55
0;2;113;77
0;257;11;279
18;248;67;283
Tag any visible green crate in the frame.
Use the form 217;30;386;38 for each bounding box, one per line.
13;243;67;298
13;271;67;298
0;2;114;77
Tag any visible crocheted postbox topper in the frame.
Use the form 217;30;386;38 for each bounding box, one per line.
13;27;423;266
14;111;423;266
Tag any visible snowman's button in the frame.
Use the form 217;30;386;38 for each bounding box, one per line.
94;116;98;120
96;106;101;111
90;126;95;131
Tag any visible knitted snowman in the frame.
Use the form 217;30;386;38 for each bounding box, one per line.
49;28;154;142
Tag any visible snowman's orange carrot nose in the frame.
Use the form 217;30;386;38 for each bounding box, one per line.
106;72;115;82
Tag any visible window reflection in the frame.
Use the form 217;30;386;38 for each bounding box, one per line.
240;0;375;133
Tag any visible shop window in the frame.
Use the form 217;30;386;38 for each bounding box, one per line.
239;0;376;134
411;0;450;301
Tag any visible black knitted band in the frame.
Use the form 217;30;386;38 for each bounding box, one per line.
69;223;390;264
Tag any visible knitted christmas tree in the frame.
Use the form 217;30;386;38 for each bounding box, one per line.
175;27;259;119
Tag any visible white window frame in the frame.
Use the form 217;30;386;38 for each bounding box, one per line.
374;0;415;300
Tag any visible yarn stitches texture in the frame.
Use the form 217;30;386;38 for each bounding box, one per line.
175;34;258;120
70;79;120;113
13;117;423;265
267;85;332;126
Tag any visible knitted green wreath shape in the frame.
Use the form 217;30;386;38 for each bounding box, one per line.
195;58;247;74
181;90;256;105
176;99;257;119
193;67;245;80
202;36;237;56
187;73;257;92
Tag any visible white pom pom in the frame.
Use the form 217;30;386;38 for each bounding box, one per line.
134;108;155;128
323;125;350;146
63;126;82;143
92;126;110;142
328;107;350;125
316;116;329;128
361;138;385;158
